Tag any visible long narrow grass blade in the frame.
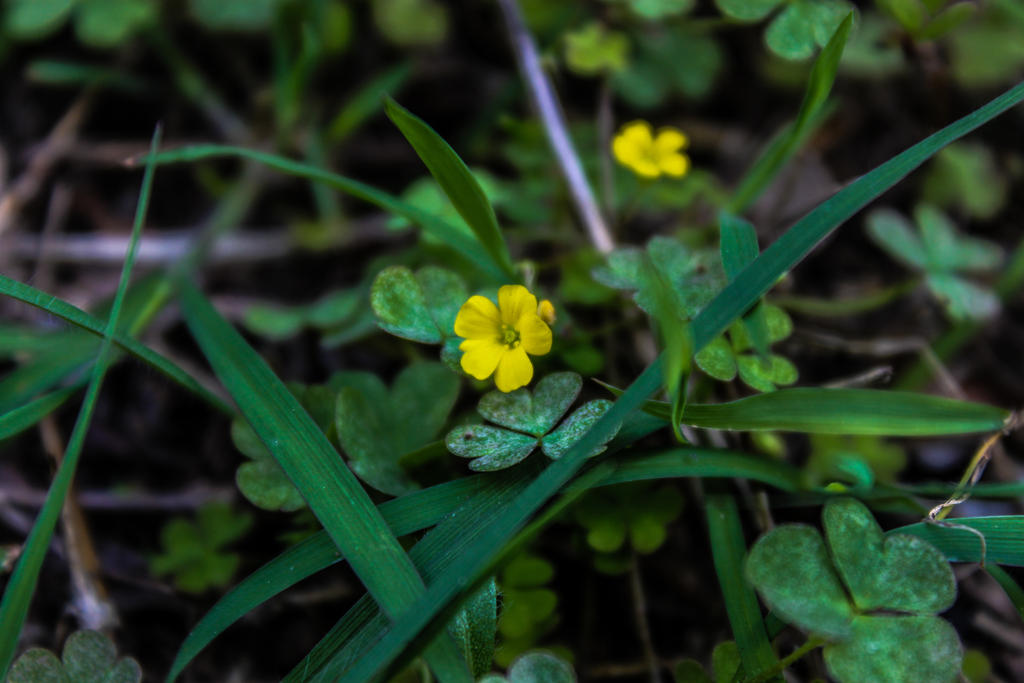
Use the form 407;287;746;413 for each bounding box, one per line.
894;517;1024;565
141;145;509;283
0;125;162;677
384;97;516;280
705;490;780;680
984;565;1024;621
176;282;471;682
0;385;81;442
631;388;1007;435
0;274;231;415
599;450;803;492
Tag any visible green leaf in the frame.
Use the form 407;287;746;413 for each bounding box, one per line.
824;498;956;613
9;630;142;683
623;0;694;19
384;97;515;280
917;2;975;41
506;651;575;683
823;615;962;683
236;459;306;512
866;207;928;269
73;0;153;47
695;337;737;381
5;0;72;40
765;0;852;61
916;203;1002;272
926;273;1000;321
371;0;448;47
480;372;582;436
746;524;854;638
719;212;770;356
736;354;798;392
0;386;79;442
7;649;63;683
449;578;497;679
371;266;468;344
715;0;781;22
563;22;629;76
150;502;253;593
446;424;539;472
675;659;713;683
541;400;617;460
711;642;741;683
877;0;926;32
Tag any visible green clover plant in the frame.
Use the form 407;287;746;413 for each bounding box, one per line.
715;0;854;60
5;0;154;47
866;203;1003;320
876;0;975;42
334;362;459;496
8;630;141;683
232;383;335;511
242;287;376;346
480;651;576;683
494;554;561;668
674;641;740;683
150;502;253;593
602;0;695;20
694;303;796;392
445;372;618;472
612;26;724;106
563;22;630;77
806;434;907;490
746;497;962;682
188;0;284;31
921;142;1008;221
572;482;683;557
371;0;448;48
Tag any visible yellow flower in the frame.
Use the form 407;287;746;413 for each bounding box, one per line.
612;120;690;179
454;285;553;392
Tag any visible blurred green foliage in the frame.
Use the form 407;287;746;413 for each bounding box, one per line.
150;502;253;593
8;631;141;683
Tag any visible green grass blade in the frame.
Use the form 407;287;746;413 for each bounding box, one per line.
599;449;804;492
141;145;509;283
705;490;780;680
727;13;852;213
0;385;81;442
0;125;162;677
327;63;412;143
176;281;471;683
384;97;516;281
892;517;1024;565
0;274;231;415
630;388;1007;435
0;335;95;415
983;565;1024;622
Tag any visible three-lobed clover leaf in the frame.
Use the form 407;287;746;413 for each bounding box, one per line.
9;630;142;683
694;303;797;392
866;203;1003;320
445;372;618;472
922;142;1008;221
611;25;723;107
335;362;459;496
573;482;683;556
150;502;253;593
242;287;373;345
746;497;961;683
563;22;630;77
715;0;853;61
494;553;561;668
371;265;468;345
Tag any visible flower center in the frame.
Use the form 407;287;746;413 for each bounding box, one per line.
500;323;521;348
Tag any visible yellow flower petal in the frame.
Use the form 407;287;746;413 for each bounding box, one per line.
659;153;690;178
454;295;501;340
654;128;687;155
498;285;538;327
631;159;661;178
459;338;505;380
517;313;552;356
612;121;653;169
494;346;533;392
621;121;653;147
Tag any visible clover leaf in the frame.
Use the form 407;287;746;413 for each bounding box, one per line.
573;482;683;556
480;651;576;683
371;265;468;345
150;502;253;593
922;142;1008;221
695;303;797;392
563;22;629;77
9;630;142;683
674;641;740;683
371;0;448;47
336;362;459;496
806;434;907;489
189;0;282;32
612;26;723;107
5;0;154;47
866;203;1002;320
232;383;335;511
746;497;962;683
494;554;561;667
445;372;619;472
243;287;375;346
715;0;853;61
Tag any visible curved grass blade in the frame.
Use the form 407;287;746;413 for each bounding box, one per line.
598;449;803;492
384;97;516;281
893;517;1024;566
334;78;1024;682
984;565;1024;622
176;282;471;683
139;145;509;283
0;125;162;677
727;13;852;213
0;385;81;442
629;388;1006;435
0;274;231;415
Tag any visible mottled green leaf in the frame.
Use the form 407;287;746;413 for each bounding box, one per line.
695;337;737;381
765;0;852;61
823;615;962;683
5;0;72;40
7;649;63;683
506;651;575;683
715;0;781;22
541;400;617;460
74;0;153;47
736;354;798;392
564;22;629;77
446;424;538;472
371;265;467;344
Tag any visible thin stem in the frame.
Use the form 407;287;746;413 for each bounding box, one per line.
495;0;615;253
629;554;661;683
746;635;825;683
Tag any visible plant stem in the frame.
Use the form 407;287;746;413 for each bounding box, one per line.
495;0;615;253
746;635;825;683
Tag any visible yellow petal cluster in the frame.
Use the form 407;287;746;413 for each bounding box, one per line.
612;120;690;179
454;285;553;392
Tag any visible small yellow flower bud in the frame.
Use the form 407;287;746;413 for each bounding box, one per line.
537;299;556;325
